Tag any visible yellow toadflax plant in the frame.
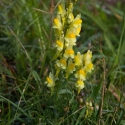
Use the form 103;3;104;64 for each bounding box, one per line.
45;0;94;94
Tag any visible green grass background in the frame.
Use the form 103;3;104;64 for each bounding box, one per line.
0;0;125;124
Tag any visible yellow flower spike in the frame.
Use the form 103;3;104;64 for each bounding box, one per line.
75;80;85;93
64;47;74;59
84;62;94;73
65;58;75;78
45;72;55;87
56;57;67;69
83;50;92;65
74;52;83;67
75;69;86;81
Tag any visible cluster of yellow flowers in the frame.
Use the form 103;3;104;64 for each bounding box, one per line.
85;101;94;117
45;1;94;93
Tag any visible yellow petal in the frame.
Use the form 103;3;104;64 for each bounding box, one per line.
73;19;82;24
46;77;52;84
54;18;59;26
66;33;76;38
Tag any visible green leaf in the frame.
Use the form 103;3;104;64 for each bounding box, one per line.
92;82;102;99
116;109;125;125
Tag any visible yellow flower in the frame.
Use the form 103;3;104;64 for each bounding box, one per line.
86;101;92;107
58;5;63;13
83;50;92;65
45;72;55;87
72;14;82;28
73;19;82;25
74;52;83;67
75;80;85;93
75;26;81;36
55;40;64;51
53;16;62;30
65;58;75;78
56;58;67;69
84;62;94;73
67;26;81;37
68;13;74;23
66;33;75;38
58;3;66;17
85;101;93;117
75;69;86;81
65;33;76;47
64;46;74;59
